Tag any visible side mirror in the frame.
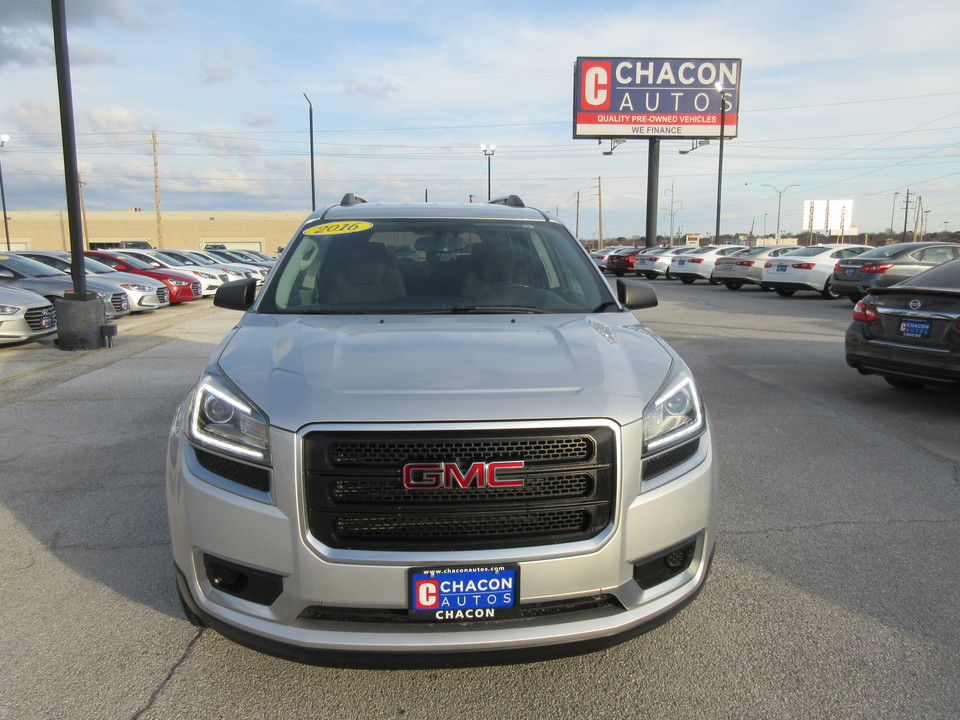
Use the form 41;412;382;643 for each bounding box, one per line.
214;278;259;311
0;269;14;279
616;278;658;310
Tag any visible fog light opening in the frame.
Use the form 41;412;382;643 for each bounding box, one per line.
202;554;284;606
632;537;698;590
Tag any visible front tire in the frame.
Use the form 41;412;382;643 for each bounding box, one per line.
775;288;795;297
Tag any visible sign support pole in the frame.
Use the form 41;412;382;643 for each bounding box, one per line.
645;139;659;247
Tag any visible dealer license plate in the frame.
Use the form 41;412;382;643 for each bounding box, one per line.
844;268;855;276
776;264;787;272
408;564;519;622
720;262;732;270
898;318;931;338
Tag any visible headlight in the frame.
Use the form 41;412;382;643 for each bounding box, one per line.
121;283;153;292
0;304;20;315
188;369;270;464
169;279;189;286
195;271;218;279
642;364;705;455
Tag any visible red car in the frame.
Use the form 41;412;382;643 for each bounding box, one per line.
84;251;202;304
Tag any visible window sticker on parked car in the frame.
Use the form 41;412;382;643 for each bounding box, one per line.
303;221;374;236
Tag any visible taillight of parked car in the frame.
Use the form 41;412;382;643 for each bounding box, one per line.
688;258;704;263
764;262;773;268
863;263;894;274
736;261;755;267
852;301;878;323
791;263;816;270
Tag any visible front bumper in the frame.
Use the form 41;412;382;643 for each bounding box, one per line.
845;324;960;386
166;418;718;665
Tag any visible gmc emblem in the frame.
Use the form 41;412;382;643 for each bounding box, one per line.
403;461;525;489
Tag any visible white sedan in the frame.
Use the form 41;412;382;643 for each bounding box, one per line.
670;245;748;284
761;244;871;298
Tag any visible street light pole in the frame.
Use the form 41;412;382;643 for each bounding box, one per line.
304;93;315;212
762;183;799;242
0;134;10;251
889;192;899;239
480;144;495;201
714;84;726;244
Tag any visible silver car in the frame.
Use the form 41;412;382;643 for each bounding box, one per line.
634;246;692;279
0;286;57;345
0;253;130;319
166;195;717;666
711;245;801;290
14;250;170;312
832;241;960;303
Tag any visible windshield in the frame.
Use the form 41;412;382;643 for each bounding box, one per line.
0;254;65;278
257;218;613;314
108;253;153;270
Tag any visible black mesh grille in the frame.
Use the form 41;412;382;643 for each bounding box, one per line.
643;438;700;480
304;427;616;551
157;287;169;303
110;292;128;312
298;594;623;624
195;448;270;492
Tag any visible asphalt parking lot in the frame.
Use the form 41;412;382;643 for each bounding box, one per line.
1;283;958;720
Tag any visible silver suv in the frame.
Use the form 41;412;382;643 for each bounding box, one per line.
166;195;717;666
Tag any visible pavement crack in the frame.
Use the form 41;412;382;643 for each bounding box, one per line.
131;628;204;720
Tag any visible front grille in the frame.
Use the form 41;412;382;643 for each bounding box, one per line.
157;287;169;303
109;292;128;312
304;427;616;551
24;304;56;331
190;282;202;297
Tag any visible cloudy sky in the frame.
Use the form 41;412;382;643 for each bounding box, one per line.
1;0;959;240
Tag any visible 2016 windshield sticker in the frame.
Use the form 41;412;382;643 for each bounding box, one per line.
304;221;372;236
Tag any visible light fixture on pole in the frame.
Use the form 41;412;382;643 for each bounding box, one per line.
679;139;709;155
0;134;10;251
714;83;727;244
480;144;495;201
762;183;799;241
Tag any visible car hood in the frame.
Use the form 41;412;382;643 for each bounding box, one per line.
214;313;676;431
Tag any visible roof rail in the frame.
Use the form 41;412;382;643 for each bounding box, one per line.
489;195;525;208
340;193;367;206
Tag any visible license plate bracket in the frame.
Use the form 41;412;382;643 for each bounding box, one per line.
408;564;520;622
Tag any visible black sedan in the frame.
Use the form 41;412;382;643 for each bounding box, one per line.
845;257;960;389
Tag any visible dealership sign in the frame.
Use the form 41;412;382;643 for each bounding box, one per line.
574;57;741;140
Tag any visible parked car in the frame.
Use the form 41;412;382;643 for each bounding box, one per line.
670;245;748;284
188;249;268;282
592;245;633;272
203;248;274;277
711;245;801;290
0;286;57;345
158;249;257;283
115;249;227;296
167;194;717;665
604;247;664;277
635;246;691;279
831;241;960;304
0;253;130;319
761;244;871;298
15;250;170;313
84;251;202;304
846;257;960;389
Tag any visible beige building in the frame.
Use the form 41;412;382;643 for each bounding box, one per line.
1;209;308;255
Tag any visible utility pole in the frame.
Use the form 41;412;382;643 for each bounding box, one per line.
575;190;580;244
597;177;603;247
152;130;163;247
